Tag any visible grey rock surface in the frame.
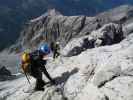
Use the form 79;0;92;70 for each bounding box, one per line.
0;32;133;100
62;23;124;56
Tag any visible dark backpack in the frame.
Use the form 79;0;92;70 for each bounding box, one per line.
30;50;47;66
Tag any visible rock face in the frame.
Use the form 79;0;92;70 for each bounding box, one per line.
1;32;133;100
9;5;133;53
10;9;93;52
62;23;124;56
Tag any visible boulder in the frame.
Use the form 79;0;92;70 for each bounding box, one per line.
0;66;13;81
0;66;11;76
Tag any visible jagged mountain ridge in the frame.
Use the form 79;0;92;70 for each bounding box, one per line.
10;5;133;53
1;0;133;50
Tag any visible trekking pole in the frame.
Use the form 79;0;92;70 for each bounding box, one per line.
24;72;31;85
21;64;31;85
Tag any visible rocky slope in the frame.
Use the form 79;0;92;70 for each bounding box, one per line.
1;28;133;100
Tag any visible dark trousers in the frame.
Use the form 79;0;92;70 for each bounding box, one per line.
53;51;60;59
30;65;53;90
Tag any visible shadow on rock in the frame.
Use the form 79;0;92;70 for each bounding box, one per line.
67;38;95;57
0;87;7;92
54;68;79;86
43;68;79;100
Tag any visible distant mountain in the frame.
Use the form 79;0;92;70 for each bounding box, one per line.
0;0;133;50
0;0;51;50
9;5;133;53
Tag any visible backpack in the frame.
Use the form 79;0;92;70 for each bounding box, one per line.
21;50;48;74
21;52;31;74
21;50;41;74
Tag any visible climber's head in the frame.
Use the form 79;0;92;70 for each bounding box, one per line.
39;43;50;55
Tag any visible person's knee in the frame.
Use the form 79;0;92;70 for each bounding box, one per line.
31;72;42;80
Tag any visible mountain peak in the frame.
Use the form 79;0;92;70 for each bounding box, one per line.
30;9;61;23
47;9;62;16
